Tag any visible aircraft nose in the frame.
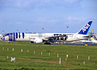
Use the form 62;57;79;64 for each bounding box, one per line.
1;36;5;41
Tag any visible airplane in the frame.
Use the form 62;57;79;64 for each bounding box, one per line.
93;35;97;40
0;34;2;40
89;35;97;43
0;21;93;44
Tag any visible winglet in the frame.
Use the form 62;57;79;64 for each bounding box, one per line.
77;21;92;35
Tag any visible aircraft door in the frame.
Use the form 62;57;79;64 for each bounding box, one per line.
38;33;42;37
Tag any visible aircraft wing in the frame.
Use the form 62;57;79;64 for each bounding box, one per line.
44;34;68;41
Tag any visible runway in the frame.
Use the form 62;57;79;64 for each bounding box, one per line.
51;43;97;46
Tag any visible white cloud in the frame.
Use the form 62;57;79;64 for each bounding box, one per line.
64;0;79;3
15;21;22;24
67;16;88;21
31;17;60;26
0;0;81;9
93;17;96;19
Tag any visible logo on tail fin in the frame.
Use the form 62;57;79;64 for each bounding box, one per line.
82;23;90;33
77;21;92;35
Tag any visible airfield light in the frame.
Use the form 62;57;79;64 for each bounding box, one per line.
42;28;44;33
17;29;18;33
67;26;69;33
26;29;28;33
2;30;4;34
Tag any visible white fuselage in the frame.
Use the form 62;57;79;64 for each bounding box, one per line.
1;32;89;42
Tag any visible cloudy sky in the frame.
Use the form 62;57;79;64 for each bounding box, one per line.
0;0;97;33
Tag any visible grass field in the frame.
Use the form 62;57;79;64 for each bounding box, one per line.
0;41;97;70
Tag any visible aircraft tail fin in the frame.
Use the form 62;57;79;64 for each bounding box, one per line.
77;21;92;35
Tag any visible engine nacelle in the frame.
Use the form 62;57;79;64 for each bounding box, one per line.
30;38;43;43
56;35;68;41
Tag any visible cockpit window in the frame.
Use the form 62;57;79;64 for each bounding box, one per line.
3;33;10;36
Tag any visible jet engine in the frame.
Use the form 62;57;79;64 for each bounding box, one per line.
56;35;68;41
30;38;43;43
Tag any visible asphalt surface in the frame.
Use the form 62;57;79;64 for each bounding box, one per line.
51;43;97;46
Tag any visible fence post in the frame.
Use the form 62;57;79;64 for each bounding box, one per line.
77;55;78;59
34;50;35;54
27;50;29;53
66;54;68;58
41;52;42;55
49;52;50;56
88;56;90;60
7;48;9;51
59;58;61;64
57;54;59;57
12;48;14;51
2;47;4;50
21;49;23;52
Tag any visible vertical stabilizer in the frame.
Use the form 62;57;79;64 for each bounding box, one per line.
77;21;92;35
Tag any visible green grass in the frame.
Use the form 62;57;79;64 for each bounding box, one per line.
0;41;97;70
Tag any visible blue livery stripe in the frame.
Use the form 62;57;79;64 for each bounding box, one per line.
9;33;12;41
16;33;18;38
19;32;21;38
9;33;15;41
22;33;24;38
13;33;15;41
